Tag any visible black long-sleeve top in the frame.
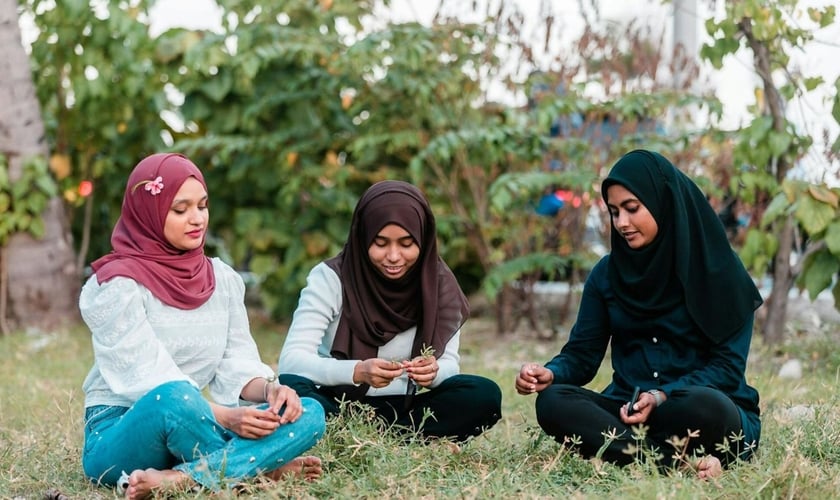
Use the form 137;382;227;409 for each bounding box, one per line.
545;256;760;447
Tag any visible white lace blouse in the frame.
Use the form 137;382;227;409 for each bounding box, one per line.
80;258;274;408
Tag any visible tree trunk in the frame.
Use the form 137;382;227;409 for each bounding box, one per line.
761;216;795;344
0;0;80;331
738;16;797;344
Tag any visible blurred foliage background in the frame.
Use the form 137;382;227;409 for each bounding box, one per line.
6;0;839;341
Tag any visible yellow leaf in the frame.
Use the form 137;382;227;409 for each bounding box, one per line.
808;184;839;208
117;122;127;134
49;154;72;180
301;232;331;256
63;188;78;203
320;0;333;10
286;151;299;166
325;151;339;167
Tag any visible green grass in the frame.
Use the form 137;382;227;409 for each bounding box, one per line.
2;314;840;499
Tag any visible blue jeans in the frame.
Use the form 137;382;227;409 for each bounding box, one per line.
82;381;325;491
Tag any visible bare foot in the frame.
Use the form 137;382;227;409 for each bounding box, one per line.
124;468;191;499
695;455;722;480
267;455;322;482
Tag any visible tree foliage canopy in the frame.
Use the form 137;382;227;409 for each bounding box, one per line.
15;0;840;336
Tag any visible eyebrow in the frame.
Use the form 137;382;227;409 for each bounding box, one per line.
607;198;639;209
375;234;415;242
171;195;208;205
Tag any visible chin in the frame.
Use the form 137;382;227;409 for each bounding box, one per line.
175;243;203;252
379;269;406;280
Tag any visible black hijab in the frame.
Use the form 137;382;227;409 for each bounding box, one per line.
601;150;763;344
325;180;469;361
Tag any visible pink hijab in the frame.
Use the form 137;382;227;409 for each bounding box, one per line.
91;153;216;309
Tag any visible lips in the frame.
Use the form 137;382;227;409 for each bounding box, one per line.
186;229;204;238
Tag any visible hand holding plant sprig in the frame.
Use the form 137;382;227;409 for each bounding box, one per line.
403;345;436;410
402;344;437;390
352;345;437;391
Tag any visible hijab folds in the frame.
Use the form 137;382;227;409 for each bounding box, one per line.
601;150;763;344
91;153;216;309
326;180;470;362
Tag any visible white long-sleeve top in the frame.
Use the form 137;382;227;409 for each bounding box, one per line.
278;262;461;397
80;258;274;408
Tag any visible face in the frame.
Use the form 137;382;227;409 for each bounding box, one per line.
367;223;420;280
606;184;658;249
164;177;209;251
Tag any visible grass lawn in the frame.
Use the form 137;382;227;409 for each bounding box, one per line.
1;311;839;499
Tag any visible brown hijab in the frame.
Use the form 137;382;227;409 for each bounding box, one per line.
325;180;469;362
91;153;216;309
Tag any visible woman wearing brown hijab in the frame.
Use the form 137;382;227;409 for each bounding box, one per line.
278;180;501;442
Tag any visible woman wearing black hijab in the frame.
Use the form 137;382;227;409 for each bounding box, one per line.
515;150;763;477
278;180;502;442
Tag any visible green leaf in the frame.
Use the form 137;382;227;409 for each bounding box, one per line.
739;228;778;275
767;131;792;157
28;217;46;239
799;249;840;301
803;76;824;91
249;254;278;276
233;209;264;234
825;221;840;255
834;280;840;310
34;175;58;198
199;71;234;102
760;192;790;228
17;213;32;231
482;253;576;298
795;194;837;235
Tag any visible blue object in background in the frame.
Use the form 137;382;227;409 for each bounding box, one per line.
536;193;564;216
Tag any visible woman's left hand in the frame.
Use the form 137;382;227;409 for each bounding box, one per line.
265;383;303;424
218;406;283;439
403;355;438;388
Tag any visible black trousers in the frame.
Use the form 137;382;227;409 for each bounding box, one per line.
278;373;502;443
535;384;744;467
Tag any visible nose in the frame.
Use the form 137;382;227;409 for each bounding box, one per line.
188;207;206;225
385;244;400;262
613;211;629;229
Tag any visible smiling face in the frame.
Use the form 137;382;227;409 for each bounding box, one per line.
606;183;658;249
164;177;208;251
367;223;420;279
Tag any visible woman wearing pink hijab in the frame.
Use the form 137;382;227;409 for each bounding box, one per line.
79;153;325;499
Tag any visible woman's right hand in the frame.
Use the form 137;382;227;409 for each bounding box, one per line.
515;362;554;394
353;358;405;388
